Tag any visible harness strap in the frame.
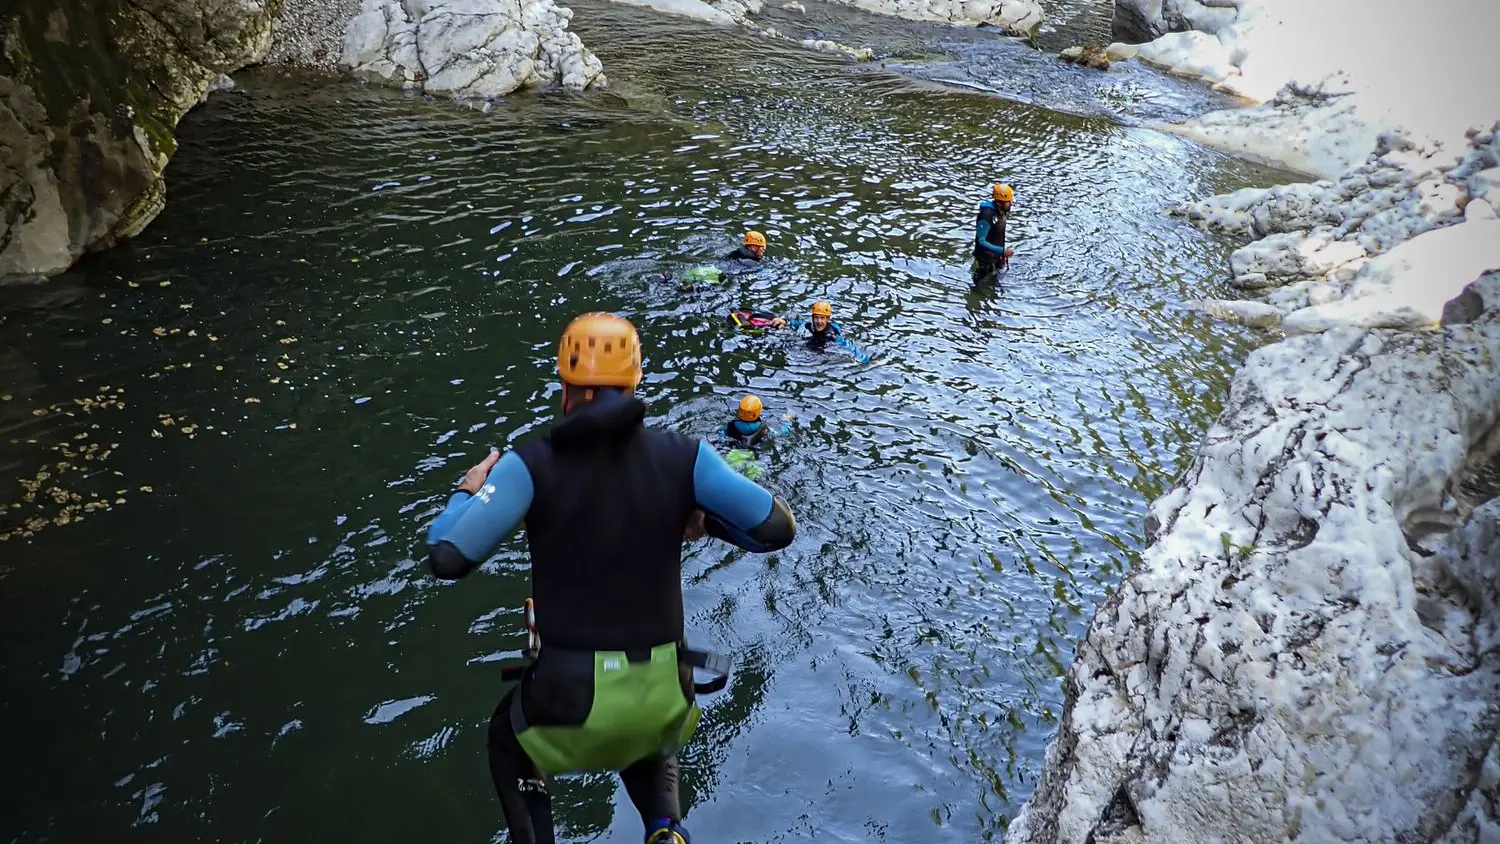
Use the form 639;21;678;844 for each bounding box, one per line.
498;646;731;695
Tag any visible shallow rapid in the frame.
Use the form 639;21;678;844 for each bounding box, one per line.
0;3;1294;841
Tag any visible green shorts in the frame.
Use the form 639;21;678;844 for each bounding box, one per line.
513;643;702;775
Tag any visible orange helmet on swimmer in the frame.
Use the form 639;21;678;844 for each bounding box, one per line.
738;395;764;422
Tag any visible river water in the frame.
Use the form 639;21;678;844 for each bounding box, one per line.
1;2;1293;841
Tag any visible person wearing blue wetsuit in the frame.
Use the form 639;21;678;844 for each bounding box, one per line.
767;301;873;362
973;183;1016;281
425;312;796;844
723;395;793;448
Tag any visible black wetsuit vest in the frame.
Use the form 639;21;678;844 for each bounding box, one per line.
974;202;1007;261
514;392;700;653
724;246;761;261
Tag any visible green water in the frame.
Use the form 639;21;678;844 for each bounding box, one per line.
1;2;1293;841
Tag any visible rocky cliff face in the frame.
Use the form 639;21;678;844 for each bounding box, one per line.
1005;104;1500;844
0;0;280;283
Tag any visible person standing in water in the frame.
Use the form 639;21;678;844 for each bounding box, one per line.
973;183;1016;281
424;312;797;844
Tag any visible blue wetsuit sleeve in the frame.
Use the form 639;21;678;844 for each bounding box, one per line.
425;450;534;578
786;319;807;330
975;219;1007;256
830;324;874;363
693;441;792;552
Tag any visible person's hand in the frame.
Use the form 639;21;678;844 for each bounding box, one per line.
783;411;796;422
683;508;707;541
1003;248;1015;259
458;449;501;495
771;318;787;328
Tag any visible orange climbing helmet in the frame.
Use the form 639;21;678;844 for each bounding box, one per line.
743;230;767;248
557;312;642;388
738;395;763;422
992;183;1015;202
811;301;833;318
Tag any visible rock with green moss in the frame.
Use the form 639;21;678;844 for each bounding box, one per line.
0;0;282;282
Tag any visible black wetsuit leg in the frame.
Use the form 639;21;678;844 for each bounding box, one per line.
621;754;683;827
972;255;1003;282
488;688;555;844
619;657;696;828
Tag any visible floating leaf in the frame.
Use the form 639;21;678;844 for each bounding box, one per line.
102;318;113;325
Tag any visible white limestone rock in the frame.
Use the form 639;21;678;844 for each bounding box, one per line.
1163;82;1380;180
1113;0;1499;177
1112;0;1242;42
822;0;1042;31
1279;218;1500;334
801;39;874;60
1185;298;1282;328
1006;313;1500;843
341;0;604;99
1172;125;1500;332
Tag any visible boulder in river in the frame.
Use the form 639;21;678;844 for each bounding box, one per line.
1059;44;1110;71
341;0;605;98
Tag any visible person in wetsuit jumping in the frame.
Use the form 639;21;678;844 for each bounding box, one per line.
973;183;1016;281
425;312;797;844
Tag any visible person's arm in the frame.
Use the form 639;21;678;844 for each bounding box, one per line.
691;441;795;552
425;450;535;580
830;325;874;363
773;415;794;437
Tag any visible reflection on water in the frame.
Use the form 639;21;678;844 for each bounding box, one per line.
0;2;1290;841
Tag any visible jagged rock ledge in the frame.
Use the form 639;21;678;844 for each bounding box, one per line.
1179;125;1500;334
